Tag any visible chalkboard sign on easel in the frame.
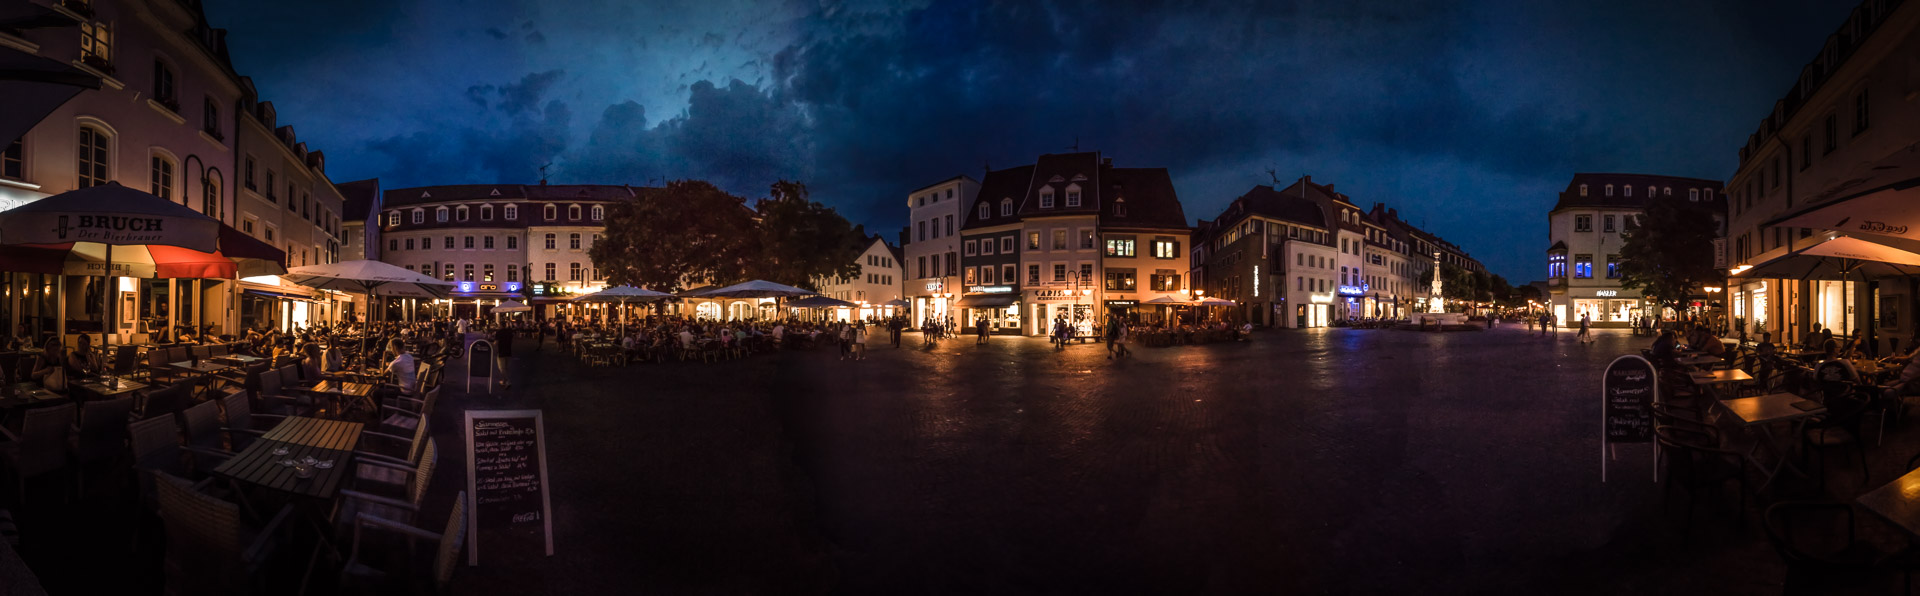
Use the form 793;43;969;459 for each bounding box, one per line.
1601;354;1658;483
467;339;493;394
466;409;554;565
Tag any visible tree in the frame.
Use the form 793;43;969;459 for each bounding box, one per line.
742;181;866;290
1618;200;1718;310
590;180;755;292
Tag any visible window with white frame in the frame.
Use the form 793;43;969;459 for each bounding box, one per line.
543;204;556;220
1000;198;1013;216
569;233;581;250
964;240;977;256
456;206;468;221
1000;237;1013;253
480;205;493;220
591;205;604;221
411;209;423;224
978;203;989;220
1065;185;1082;207
506;236;517;250
504;205;518;220
1039;187;1055;208
436;207;448;222
79;20;110;68
2;138;23;181
545;234;555;249
76;124;110;188
150;153;173;201
568;204;581;220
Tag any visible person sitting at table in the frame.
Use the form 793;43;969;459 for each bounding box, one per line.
66;333;101;378
1650;330;1678;365
1882;343;1920;402
379;339;420;398
29;336;64;390
1800;323;1824;349
1755;331;1777;357
321;340;347;375
1697;329;1728;357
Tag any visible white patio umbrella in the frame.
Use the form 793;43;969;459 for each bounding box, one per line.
282;260;456;322
690;280;817;299
494;300;532;313
571;285;672;332
1732;234;1920;335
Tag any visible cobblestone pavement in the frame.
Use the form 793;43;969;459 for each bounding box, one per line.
430;324;1920;595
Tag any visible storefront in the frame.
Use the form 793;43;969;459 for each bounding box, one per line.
1026;287;1094;336
1104;299;1137;323
958;287;1022;334
1566;288;1643;328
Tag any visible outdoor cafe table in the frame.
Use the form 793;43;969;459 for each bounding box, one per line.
212;416;363;500
1859;467;1920;538
1718;392;1827;491
302;380;377;415
74;375;146;401
212;354;265;366
1676;354;1724;368
0;383;65;427
1690;369;1754;400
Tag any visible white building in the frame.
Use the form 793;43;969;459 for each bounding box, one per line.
902;175;976;326
813;235;904;321
1726;0;1918;352
1544;173;1723;327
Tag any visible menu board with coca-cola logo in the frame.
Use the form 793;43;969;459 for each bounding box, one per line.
466;409;553;565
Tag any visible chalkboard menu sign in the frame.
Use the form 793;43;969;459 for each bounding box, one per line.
466;409;554;565
1603;355;1656;444
1601;354;1659;483
467;339;493;393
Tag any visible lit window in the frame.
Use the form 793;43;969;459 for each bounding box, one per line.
79;20;110;69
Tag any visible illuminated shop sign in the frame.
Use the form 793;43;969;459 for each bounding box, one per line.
1337;285;1367;296
969;285;1014;294
1595;290;1618;297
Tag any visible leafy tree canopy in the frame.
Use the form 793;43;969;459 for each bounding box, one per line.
590;179;868;293
1617;200;1718;309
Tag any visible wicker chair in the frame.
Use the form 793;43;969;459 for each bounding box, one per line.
1655;425;1750;534
69;396;135;495
339;491;467;594
380;386;439;437
358;417;431;468
130;415;192;514
140;383;195;420
1;402;75;503
153;471;295;596
1762;501;1897;594
179;401;227;453
334;439;437;537
218;393;280;452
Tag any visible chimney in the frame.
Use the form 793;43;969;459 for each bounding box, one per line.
1325;184;1335;193
1102;157;1112;167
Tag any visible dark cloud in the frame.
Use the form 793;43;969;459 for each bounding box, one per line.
205;0;1862;279
495;70;565;116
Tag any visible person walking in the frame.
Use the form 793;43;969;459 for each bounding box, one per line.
890;317;903;348
976;316;989;345
1577;312;1592;344
1526;315;1535;332
852;322;869;361
1104;316;1122;359
493;323;515;389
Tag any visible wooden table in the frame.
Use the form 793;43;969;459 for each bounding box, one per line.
1676;355;1724;368
304;380;377;415
1719;392;1826;491
168;360;231;375
211;416;363;500
212;354;265;365
1860;467;1920;537
74;376;146;400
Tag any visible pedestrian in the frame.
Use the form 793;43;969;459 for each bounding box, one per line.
852;322;869;361
1104;316;1120;359
890;317;903;348
493;323;514;389
1527;316;1534;332
976;316;989;345
1577;312;1592;343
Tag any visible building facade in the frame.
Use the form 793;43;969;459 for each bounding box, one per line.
0;0;346;337
902;175;976;326
1193;176;1482;328
953;152;1190;336
1544;173;1724;328
1725;0;1918;351
376;183;632;319
813;235;905;321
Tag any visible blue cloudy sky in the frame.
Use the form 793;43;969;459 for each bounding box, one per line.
203;0;1856;281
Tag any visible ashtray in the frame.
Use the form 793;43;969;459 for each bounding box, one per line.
271;448;289;456
314;460;334;469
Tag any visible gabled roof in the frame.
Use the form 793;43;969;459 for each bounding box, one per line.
1099;167;1186;230
1220;184;1326;229
336;178;379;220
383;184;526;207
1547;240;1568;252
1551;173;1724;212
526;184;637;201
962;165;1035;230
1017;152;1103;218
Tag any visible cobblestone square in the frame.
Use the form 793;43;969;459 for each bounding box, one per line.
427;325;1917;595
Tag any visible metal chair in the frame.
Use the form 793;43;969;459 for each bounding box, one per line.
335;439;437;536
218;392;280;452
1655;425;1750;535
1762;501;1896;594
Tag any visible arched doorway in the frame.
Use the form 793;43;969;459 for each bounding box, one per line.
695;302;720;319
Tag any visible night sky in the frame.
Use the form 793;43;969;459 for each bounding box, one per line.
203;0;1856;281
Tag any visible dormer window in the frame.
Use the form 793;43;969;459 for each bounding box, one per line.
591;205;604;221
1065;184;1082;207
387;212;399;227
1662;186;1671;196
1039;187;1055;208
504;205;518;219
1579;184;1588;197
436;207;449;222
568;204;581;220
1688;188;1700;201
1605;184;1614;196
480;205;494;220
1113;197;1126;217
411;209;424;224
543;204;556;220
1000;198;1012;216
978;203;989;220
456;206;469;221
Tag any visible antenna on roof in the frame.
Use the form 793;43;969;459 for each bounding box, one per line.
1265;166;1279;185
538;163;552;186
1068;136;1079;152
